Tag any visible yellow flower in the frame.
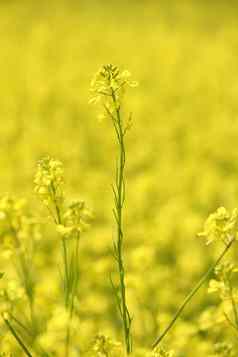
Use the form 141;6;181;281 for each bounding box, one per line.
89;64;137;119
34;156;64;208
198;207;238;245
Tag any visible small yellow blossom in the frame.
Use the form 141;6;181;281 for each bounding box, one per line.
91;334;123;356
149;346;174;357
34;156;64;209
198;207;238;245
89;64;137;119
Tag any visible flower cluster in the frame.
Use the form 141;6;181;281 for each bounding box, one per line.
0;195;41;254
211;342;235;357
150;346;174;357
91;334;123;356
0;195;26;237
56;200;92;238
0;279;25;306
37;305;80;354
208;263;238;300
34;156;64;217
89;64;137;120
198;207;238;245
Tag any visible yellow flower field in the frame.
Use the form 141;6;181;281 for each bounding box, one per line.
0;1;238;356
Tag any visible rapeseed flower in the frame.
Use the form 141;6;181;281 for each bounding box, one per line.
198;207;238;245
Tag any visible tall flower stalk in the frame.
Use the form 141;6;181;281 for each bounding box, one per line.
34;156;91;356
90;64;137;354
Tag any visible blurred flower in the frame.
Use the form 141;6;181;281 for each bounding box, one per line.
211;342;235;356
208;262;238;300
89;64;137;120
150;346;174;357
0;195;41;252
57;200;92;238
34;156;65;223
34;156;64;207
91;334;123;356
198;207;238;245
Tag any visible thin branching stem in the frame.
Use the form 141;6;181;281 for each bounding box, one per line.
65;232;81;357
3;316;33;357
152;238;235;349
50;181;70;303
50;182;71;357
223;311;238;334
110;89;132;354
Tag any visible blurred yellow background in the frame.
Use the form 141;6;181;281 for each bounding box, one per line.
1;1;238;355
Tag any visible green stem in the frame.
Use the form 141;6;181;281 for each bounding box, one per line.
65;233;80;357
111;90;132;354
8;312;33;336
50;182;69;303
62;238;69;303
3;316;33;357
50;182;71;356
152;238;235;349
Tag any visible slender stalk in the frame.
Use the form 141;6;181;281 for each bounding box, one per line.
52;185;81;356
50;182;70;356
50;182;69;303
3;316;33;357
62;238;69;304
152;238;235;349
65;236;79;357
111;90;132;354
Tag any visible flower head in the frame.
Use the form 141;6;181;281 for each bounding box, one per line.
150;346;174;357
34;156;64;220
56;200;92;238
0;195;40;252
89;64;137;118
91;334;123;356
213;342;234;356
198;207;238;245
208;262;238;300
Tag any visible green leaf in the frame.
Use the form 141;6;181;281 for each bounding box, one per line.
0;272;4;279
